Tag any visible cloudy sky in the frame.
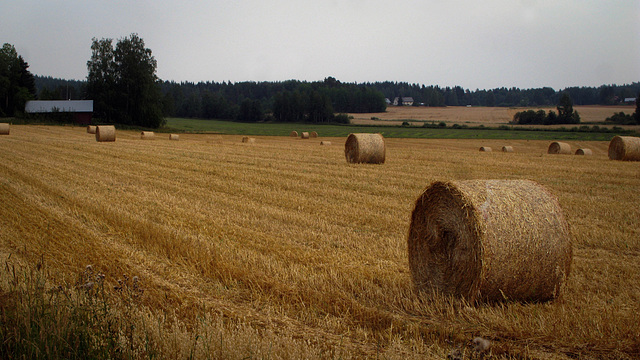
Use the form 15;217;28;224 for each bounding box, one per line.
2;0;638;90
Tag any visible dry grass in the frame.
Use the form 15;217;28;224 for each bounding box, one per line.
0;125;639;359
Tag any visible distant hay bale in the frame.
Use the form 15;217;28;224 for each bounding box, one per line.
310;131;318;138
242;136;255;143
479;147;492;152
320;141;332;146
548;142;571;154
300;132;310;139
141;131;155;140
87;125;96;134
344;133;385;164
169;134;180;141
407;180;572;303
0;123;9;135
95;125;116;142
502;146;514;153
290;131;298;137
608;136;640;161
575;148;592;156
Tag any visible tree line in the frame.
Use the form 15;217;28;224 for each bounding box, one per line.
0;43;36;117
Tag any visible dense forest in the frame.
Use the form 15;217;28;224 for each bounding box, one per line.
34;75;640;122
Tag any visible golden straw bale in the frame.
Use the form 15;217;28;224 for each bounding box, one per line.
290;131;298;137
141;131;155;139
575;148;592;156
87;125;96;134
608;136;640;161
242;136;255;143
548;142;571;154
407;180;572;303
95;125;116;142
320;141;332;146
479;147;492;152
0;123;9;135
300;132;310;139
502;146;514;153
344;133;385;164
310;131;318;138
169;134;180;141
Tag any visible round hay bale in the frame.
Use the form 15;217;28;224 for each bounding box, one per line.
575;148;592;156
290;131;298;137
345;133;385;164
407;180;572;303
320;141;332;146
479;147;492;152
608;136;640;161
502;146;514;153
310;131;318;138
169;134;180;141
141;131;155;140
548;142;571;154
0;123;10;135
87;125;97;134
95;125;116;142
242;136;255;143
300;132;310;139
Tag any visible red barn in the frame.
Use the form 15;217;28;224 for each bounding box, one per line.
25;100;94;124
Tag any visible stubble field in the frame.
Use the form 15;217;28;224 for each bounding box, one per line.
0;125;639;359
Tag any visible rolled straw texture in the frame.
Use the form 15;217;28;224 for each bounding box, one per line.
87;125;96;134
608;136;640;161
502;146;514;153
169;134;180;141
310;131;318;138
290;131;298;137
0;123;9;135
95;125;116;142
320;141;332;146
141;131;155;139
575;148;592;156
242;136;255;143
548;142;571;154
479;147;492;152
344;133;385;164
407;180;572;303
300;132;310;139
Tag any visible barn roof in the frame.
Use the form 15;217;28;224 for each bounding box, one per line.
25;100;93;113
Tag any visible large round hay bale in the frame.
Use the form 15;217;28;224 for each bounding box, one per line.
87;125;96;134
575;148;592;156
300;132;310;139
310;131;318;138
0;123;9;135
479;146;492;152
169;134;180;141
141;131;155;140
608;136;640;161
345;133;385;164
320;141;332;146
290;131;298;137
502;146;514;153
95;125;116;142
548;142;571;154
242;136;255;143
407;180;572;303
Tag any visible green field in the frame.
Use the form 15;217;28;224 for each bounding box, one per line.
164;117;629;141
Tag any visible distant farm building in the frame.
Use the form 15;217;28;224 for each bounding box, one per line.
393;97;414;106
623;97;636;104
25;100;94;124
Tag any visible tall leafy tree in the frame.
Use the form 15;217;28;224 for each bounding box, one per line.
634;92;640;123
0;43;36;117
556;92;580;124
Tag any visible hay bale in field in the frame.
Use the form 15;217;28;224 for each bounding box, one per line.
320;141;332;146
575;148;592;156
300;132;310;139
345;133;385;164
548;142;571;154
87;125;96;134
0;123;9;135
95;125;116;142
290;131;298;137
502;146;514;153
479;146;492;152
141;131;155;140
242;136;255;143
169;134;180;141
608;136;640;161
407;180;572;303
310;131;318;138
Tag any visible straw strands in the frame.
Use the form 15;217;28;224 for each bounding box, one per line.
608;136;640;161
95;125;116;142
0;123;9;135
575;148;592;156
87;125;96;134
502;146;514;153
479;147;492;152
169;134;180;141
141;131;155;140
407;179;572;303
344;133;385;164
548;142;571;154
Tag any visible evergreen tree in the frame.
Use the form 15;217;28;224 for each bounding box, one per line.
0;43;36;116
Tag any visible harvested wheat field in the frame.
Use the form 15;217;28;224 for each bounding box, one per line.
0;125;639;359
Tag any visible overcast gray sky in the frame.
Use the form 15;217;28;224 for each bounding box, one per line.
2;0;638;90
